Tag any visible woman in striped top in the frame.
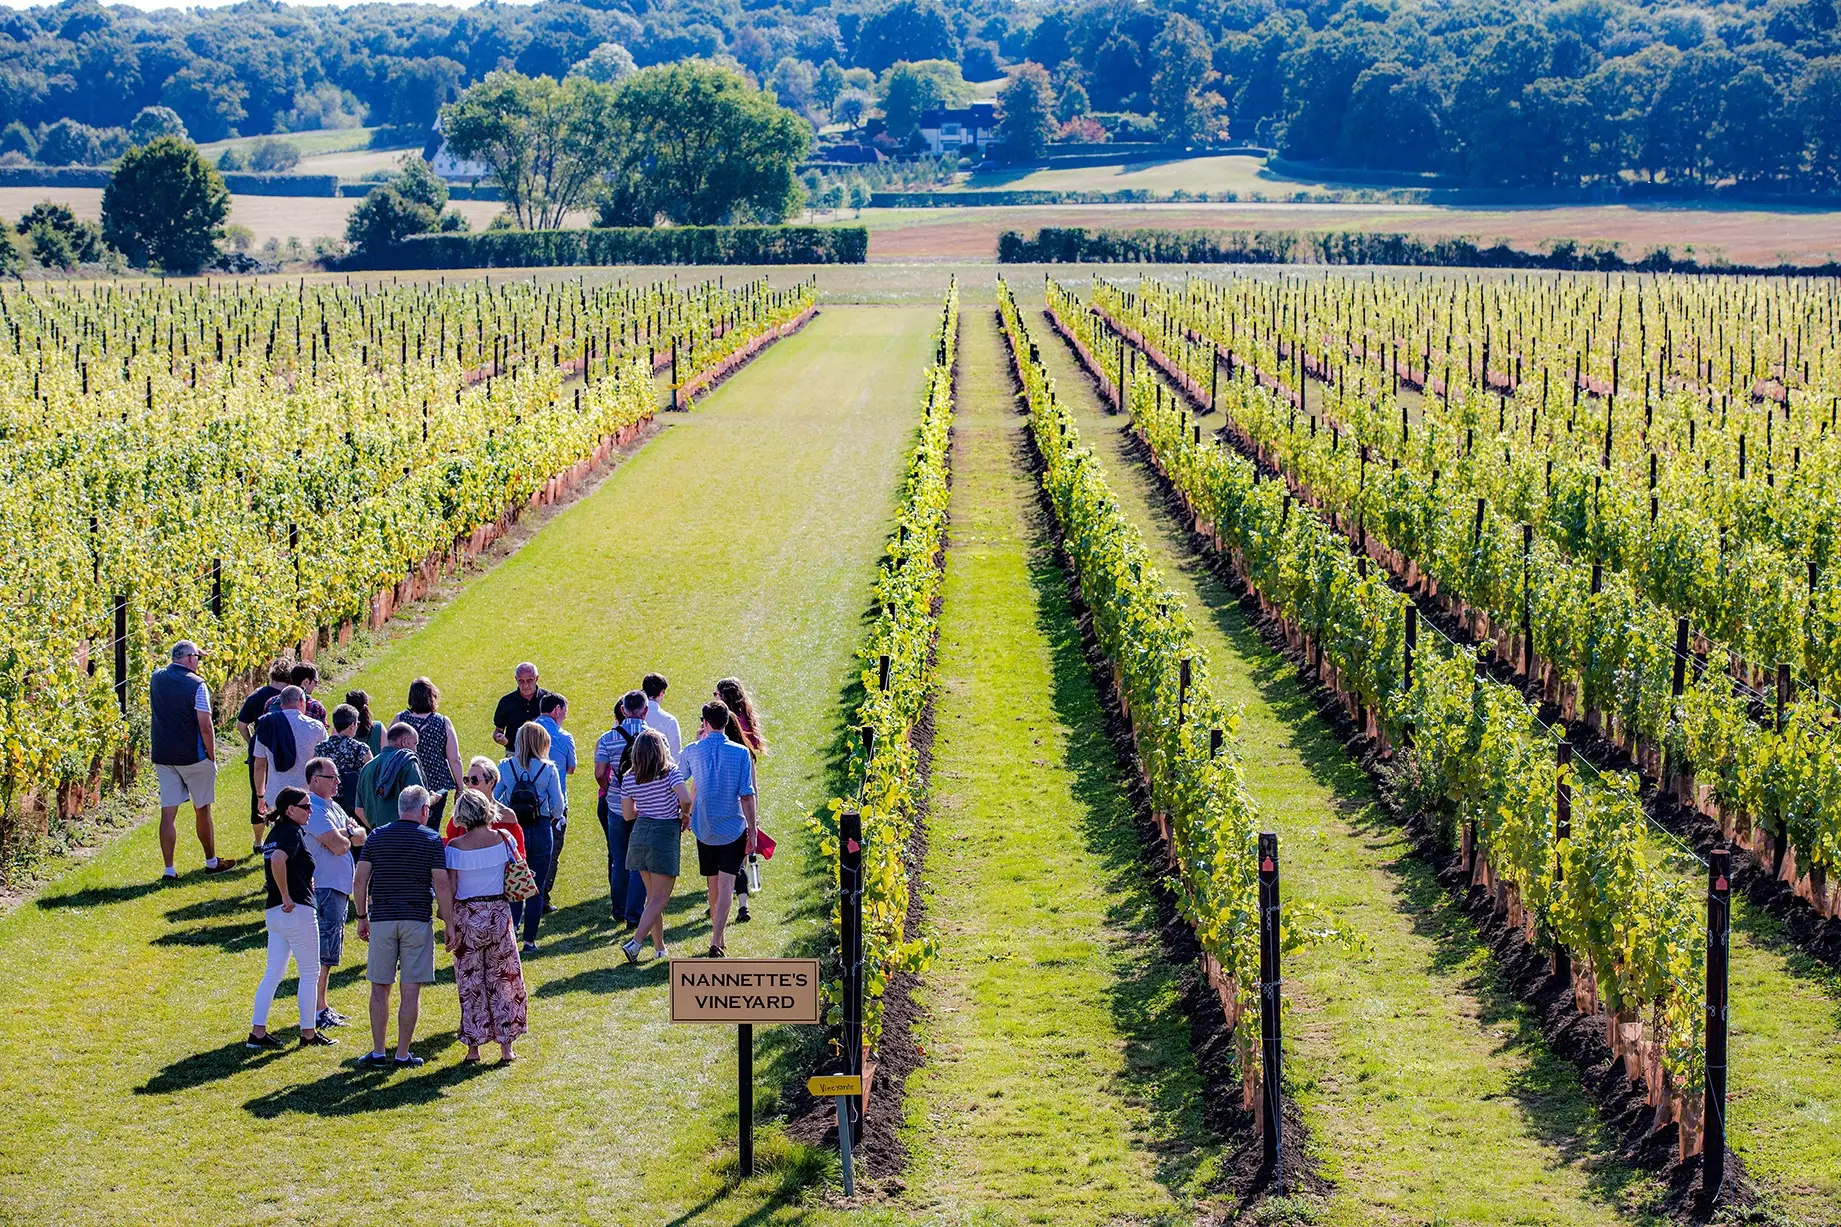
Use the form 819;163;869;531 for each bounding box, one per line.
619;729;692;964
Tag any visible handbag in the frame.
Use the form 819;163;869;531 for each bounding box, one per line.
499;831;539;902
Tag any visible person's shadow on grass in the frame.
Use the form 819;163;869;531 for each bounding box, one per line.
150;919;264;953
241;1031;493;1118
135;1038;291;1095
37;880;170;910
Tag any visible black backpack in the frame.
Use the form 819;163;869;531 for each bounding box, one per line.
506;761;544;825
613;725;641;783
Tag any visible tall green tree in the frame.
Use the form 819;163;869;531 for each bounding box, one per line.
101;137;228;275
345;159;463;256
854;0;960;74
599;60;811;226
1149;13;1220;145
815;60;847;112
1799;57;1841;190
128;106;186;146
995;61;1055;163
441;71;620;230
878;59;971;141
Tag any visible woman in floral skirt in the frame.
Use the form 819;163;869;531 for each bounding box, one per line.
443;788;528;1063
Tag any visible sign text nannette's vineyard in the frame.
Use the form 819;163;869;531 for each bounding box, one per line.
668;958;821;1024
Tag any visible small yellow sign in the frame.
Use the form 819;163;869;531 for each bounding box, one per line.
807;1075;863;1097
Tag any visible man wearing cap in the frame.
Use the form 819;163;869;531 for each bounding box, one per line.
151;640;234;880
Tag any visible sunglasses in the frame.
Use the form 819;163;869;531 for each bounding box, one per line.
465;774;488;784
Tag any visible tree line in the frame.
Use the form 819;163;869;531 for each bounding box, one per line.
2;0;1839;192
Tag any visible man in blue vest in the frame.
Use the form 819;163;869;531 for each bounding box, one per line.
152;640;234;880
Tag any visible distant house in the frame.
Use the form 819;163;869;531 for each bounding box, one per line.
918;101;997;156
427;116;488;183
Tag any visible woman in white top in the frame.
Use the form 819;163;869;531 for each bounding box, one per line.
444;788;529;1063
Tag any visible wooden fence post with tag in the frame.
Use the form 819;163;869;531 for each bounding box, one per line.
1258;831;1284;1191
1703;847;1731;1207
112;595;128;714
840;807;865;1144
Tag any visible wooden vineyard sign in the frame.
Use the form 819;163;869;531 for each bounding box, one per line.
668;958;821;1024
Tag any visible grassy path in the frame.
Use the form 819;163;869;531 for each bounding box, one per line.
0;306;935;1227
1029;302;1664;1227
895;308;1218;1225
1722;900;1841;1222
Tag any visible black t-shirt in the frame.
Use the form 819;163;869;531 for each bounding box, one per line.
238;685;283;761
359;820;447;922
262;819;316;911
493;687;550;750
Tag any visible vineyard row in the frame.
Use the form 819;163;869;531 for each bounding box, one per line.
1043;277;1720;1162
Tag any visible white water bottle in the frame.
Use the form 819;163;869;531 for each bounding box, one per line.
745;853;762;895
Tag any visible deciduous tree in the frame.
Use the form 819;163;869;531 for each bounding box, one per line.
996;61;1055;163
854;0;959;74
441;71;620;230
100;137;228;274
878;59;970;142
1150;14;1220;145
600;60;811;226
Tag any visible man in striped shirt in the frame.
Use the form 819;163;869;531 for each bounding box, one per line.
594;692;650;926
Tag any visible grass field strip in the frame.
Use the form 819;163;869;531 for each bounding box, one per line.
1000;276;1333;1109
898;302;1220;1222
1051;278;1841;1221
1024;285;1664;1225
0;276;813;883
809;280;956;1089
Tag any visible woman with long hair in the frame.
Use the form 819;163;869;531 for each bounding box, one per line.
345;689;382;756
714;678;764;755
495;722;566;954
619;730;692;964
444;788;528;1063
714;678;764;922
396;676;464;796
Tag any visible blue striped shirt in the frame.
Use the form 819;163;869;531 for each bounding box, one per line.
680;731;755;845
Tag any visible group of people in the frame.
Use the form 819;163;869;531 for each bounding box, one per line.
149;642;768;1065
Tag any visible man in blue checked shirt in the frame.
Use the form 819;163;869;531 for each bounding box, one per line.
679;699;758;957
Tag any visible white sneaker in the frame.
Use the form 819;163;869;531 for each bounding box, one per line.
621;938;641;964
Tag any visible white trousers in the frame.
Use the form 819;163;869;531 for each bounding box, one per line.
251;904;321;1033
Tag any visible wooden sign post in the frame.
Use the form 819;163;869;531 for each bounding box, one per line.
669;957;821;1178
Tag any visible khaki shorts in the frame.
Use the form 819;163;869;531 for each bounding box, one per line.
366;918;436;985
156;760;218;809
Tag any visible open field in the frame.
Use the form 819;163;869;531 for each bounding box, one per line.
195;127;397;160
0;187;506;246
850;201;1841;266
958;153;1335;197
295;148;425;179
